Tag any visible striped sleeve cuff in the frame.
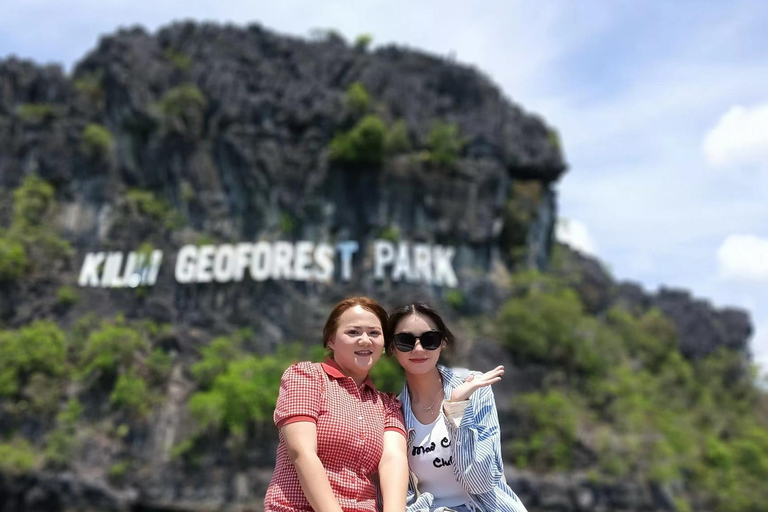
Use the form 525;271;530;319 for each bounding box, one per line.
442;399;470;427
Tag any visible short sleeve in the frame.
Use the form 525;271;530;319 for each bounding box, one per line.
381;392;406;438
274;361;323;428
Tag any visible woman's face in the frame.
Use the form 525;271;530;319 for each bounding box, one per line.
392;314;444;375
327;305;384;384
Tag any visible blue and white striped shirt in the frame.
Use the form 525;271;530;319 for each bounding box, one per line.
399;365;528;512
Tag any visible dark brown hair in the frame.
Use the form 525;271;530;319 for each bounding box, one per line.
323;296;389;348
385;303;455;353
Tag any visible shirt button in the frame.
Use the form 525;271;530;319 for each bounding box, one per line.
359;416;363;420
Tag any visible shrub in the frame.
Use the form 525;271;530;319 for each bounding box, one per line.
44;399;83;467
510;390;580;470
44;428;77;467
498;276;622;377
188;390;226;431
279;213;296;234
7;176;73;264
496;270;768;509
607;307;677;371
345;82;371;115
191;335;243;388
163;48;191;70
147;348;173;383
0;440;37;474
13;175;55;228
427;122;465;166
189;340;316;434
79;322;149;378
180;181;196;203
377;225;400;243
126;188;186;230
0;235;27;281
81;123;113;160
444;289;465;310
58;398;84;425
73;74;104;107
56;285;80;307
499;184;543;263
369;355;404;394
385;120;411;154
157;84;207;117
16;103;57;124
155;83;207;134
110;371;150;416
190;355;286;434
498;286;582;363
23;373;63;414
0;320;67;397
108;460;130;483
330;115;387;165
547;128;561;152
14;229;73;266
354;33;373;51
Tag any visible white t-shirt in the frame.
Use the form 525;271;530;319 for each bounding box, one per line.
409;411;471;508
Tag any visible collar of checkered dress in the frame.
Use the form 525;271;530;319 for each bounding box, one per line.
321;359;378;391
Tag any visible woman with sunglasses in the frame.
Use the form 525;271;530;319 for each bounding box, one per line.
265;297;408;512
387;303;528;512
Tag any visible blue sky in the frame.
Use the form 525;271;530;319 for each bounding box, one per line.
2;1;767;374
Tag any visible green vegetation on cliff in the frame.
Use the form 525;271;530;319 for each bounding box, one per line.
0;315;176;471
499;271;768;511
154;83;207;135
426;122;465;166
126;188;186;230
0;238;763;512
81;123;114;160
330;114;388;164
344;81;371;115
331;83;461;166
186;332;402;440
0;237;26;281
16;103;58;124
0;175;72;282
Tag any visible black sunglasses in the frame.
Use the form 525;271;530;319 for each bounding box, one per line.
393;331;443;352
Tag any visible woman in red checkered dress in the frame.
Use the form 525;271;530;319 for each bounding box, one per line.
265;297;408;512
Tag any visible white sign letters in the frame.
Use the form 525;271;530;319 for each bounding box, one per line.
77;239;458;288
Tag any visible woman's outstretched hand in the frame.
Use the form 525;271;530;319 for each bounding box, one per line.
449;365;504;402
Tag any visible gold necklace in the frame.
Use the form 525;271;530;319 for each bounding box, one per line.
416;385;444;415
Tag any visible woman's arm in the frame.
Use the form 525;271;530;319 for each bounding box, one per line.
282;421;343;512
378;430;408;512
449;384;505;494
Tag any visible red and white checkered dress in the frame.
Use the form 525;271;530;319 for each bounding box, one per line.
264;360;406;512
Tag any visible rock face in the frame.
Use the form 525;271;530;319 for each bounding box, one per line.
554;245;752;360
0;21;564;338
0;21;754;512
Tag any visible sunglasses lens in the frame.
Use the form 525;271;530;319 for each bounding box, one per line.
394;333;417;352
393;331;443;351
420;331;443;350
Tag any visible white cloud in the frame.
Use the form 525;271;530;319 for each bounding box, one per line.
703;103;768;167
555;218;597;256
718;234;768;282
